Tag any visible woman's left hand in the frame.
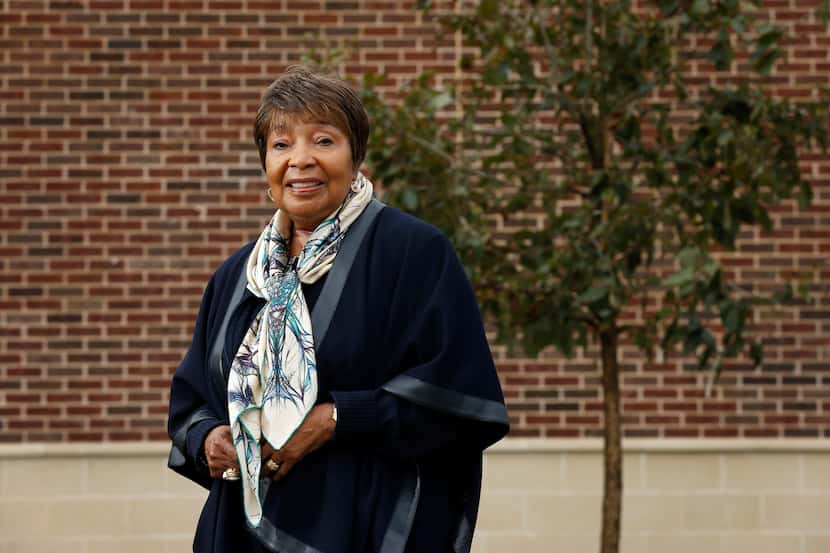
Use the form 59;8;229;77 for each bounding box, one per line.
261;403;336;483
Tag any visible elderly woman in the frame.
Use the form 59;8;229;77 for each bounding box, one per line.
168;66;509;553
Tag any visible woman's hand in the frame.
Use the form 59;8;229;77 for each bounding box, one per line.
203;425;239;479
261;403;336;483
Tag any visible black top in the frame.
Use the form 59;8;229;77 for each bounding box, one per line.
168;206;509;553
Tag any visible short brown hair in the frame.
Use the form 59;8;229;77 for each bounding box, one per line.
253;66;370;172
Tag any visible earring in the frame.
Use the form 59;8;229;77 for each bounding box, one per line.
266;188;274;202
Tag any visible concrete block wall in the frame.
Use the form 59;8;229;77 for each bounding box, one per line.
474;440;830;553
0;443;205;553
1;440;828;553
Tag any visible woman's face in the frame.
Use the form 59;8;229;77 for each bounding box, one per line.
265;116;354;232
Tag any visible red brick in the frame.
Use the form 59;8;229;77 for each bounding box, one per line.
0;1;828;443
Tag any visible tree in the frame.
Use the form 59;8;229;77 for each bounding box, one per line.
347;1;828;552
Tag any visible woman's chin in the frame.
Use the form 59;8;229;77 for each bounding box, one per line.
282;203;329;230
282;190;350;229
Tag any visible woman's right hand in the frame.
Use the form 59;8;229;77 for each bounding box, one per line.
203;425;239;479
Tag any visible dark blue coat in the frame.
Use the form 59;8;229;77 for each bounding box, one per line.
168;206;509;553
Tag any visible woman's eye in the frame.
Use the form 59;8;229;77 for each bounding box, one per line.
273;141;289;150
317;137;333;146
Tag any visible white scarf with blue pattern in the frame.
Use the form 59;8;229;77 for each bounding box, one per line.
228;173;373;526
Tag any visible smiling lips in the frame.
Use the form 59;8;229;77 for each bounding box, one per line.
286;179;324;193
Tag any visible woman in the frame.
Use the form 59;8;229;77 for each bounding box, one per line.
168;66;509;553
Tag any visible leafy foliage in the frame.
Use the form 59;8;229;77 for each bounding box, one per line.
319;3;828;552
352;0;828;372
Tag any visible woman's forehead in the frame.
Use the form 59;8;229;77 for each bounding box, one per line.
268;109;342;134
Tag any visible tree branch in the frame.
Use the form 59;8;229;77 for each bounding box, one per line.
406;132;512;188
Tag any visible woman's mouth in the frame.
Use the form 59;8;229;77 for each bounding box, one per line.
287;180;324;193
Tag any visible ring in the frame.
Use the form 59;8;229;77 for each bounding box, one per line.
222;467;240;481
266;459;280;472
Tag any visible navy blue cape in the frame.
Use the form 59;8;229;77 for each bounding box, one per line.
168;206;509;553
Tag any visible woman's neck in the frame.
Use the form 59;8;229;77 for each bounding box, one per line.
290;227;313;258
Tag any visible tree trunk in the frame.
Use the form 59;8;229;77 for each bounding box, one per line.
599;328;622;553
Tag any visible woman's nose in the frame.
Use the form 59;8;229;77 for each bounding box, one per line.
289;142;315;169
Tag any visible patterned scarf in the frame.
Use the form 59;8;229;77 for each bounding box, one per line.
228;172;374;526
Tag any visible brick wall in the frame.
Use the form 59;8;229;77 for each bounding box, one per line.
0;1;828;443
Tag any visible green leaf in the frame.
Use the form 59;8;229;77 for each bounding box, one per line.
402;188;419;211
707;30;734;71
798;182;813;208
483;62;510;85
750;342;764;367
577;285;610;304
673;76;688;102
429;91;453;110
683;329;702;355
730;14;745;34
691;0;710;16
677;246;700;268
753;49;779;75
717;128;734;146
663;269;694;288
821;0;830;25
479;0;499;19
772;283;794;303
696;343;712;371
723;303;740;332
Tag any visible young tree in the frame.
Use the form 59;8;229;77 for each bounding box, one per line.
353;1;828;552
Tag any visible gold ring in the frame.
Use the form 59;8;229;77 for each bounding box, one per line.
222;467;240;481
266;459;280;472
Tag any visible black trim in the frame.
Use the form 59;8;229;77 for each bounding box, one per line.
249;518;323;553
311;198;384;350
204;198;384;402
168;255;249;480
381;375;510;425
249;463;423;553
455;457;483;553
452;514;473;553
379;462;421;553
168;406;214;468
247;479;324;553
239;199;386;553
211;265;249;395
